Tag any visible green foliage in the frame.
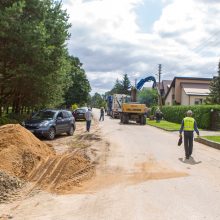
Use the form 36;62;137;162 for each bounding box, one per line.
107;74;131;95
147;119;181;131
0;112;30;125
202;136;220;143
0;0;71;114
64;56;91;107
161;105;220;129
121;74;131;95
137;88;158;107
90;93;106;108
71;104;78;110
209;61;220;104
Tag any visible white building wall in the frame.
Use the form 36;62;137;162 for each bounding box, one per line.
189;96;207;105
181;89;189;105
180;89;208;105
165;89;173;105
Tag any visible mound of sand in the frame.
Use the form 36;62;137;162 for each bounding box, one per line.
0;124;54;178
0;171;25;203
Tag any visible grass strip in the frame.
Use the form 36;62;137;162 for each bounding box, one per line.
202;136;220;143
147;119;181;131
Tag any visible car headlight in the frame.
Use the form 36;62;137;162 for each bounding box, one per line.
39;121;50;127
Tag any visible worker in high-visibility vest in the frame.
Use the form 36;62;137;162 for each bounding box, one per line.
179;110;200;159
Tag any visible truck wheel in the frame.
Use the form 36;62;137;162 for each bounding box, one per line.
125;115;129;124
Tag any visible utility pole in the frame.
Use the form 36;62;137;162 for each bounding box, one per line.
158;64;162;108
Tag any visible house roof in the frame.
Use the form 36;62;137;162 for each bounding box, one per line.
164;76;212;99
181;83;210;96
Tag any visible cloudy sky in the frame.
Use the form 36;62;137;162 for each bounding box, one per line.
62;0;220;94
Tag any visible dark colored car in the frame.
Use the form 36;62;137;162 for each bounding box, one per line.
72;108;88;121
23;109;75;140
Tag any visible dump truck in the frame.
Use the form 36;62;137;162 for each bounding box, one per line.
120;76;157;125
120;102;147;124
107;94;130;118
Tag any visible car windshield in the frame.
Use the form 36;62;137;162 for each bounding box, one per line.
32;111;55;120
76;109;86;113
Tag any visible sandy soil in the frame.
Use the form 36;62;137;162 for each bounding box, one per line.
1;109;220;219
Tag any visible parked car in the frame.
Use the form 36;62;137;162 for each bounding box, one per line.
72;108;88;121
23;109;75;140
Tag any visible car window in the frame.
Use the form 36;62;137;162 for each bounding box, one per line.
76;109;86;113
66;111;73;118
57;112;64;119
32;111;55;120
62;111;70;118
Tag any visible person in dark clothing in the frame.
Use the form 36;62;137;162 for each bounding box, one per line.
99;107;104;121
179;110;200;159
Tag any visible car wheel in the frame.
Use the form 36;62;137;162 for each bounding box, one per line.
47;127;56;140
67;125;75;136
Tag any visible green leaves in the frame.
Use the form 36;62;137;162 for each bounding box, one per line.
137;88;158;107
0;0;72;113
64;56;91;107
161;105;220;129
209;60;220;104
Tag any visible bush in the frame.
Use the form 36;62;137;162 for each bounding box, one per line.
0;113;30;126
161;105;220;129
0;117;18;125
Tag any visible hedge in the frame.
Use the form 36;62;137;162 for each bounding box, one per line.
160;105;220;129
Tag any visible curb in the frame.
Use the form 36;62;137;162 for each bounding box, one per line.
195;137;220;150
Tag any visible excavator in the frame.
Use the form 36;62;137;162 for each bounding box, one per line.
120;76;157;125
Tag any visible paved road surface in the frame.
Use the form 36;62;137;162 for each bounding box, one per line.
1;108;220;220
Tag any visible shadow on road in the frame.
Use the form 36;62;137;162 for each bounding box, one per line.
178;157;202;165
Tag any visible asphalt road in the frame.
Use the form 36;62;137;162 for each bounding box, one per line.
1;108;220;220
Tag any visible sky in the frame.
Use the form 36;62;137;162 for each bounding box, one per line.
62;0;220;94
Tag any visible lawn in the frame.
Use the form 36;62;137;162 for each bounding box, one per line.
147;119;181;131
202;136;220;143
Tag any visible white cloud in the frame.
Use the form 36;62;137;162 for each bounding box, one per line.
62;0;220;94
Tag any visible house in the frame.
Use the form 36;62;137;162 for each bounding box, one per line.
164;77;212;106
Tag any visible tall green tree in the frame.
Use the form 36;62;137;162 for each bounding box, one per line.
137;88;158;107
209;60;220;104
0;0;71;115
121;74;131;95
91;93;106;108
64;56;91;107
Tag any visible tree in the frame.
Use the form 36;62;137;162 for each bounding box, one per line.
209;60;220;104
0;0;71;115
64;56;91;107
109;79;123;94
137;88;158;107
91;93;106;108
121;74;131;95
107;74;131;95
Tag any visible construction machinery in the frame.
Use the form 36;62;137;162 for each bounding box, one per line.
106;94;130;118
120;76;156;125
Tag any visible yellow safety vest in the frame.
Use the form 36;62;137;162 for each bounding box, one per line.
183;117;195;131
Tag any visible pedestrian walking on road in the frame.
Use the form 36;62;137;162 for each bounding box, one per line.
179;110;200;159
85;108;92;132
99;107;104;121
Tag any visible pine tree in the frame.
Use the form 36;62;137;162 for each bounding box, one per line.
209;60;220;104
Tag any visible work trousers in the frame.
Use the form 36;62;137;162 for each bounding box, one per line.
184;131;194;158
99;114;104;121
86;120;91;132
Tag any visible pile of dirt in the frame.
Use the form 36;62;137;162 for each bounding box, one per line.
54;151;95;193
0;171;25;203
0;124;54;178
